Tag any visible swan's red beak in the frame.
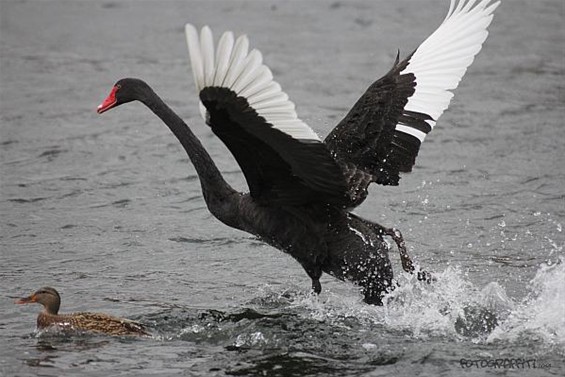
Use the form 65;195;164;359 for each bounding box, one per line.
97;86;119;114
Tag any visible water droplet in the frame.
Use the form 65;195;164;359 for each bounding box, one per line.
362;343;377;350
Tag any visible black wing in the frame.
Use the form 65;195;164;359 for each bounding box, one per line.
324;0;500;204
325;53;431;187
186;25;348;207
201;87;347;206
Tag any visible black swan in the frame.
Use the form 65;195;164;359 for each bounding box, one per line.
97;0;499;304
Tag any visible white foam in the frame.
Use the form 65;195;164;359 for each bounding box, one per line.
257;259;564;352
487;259;565;348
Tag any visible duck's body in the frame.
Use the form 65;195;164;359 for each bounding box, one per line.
97;0;499;304
36;311;148;336
16;287;148;336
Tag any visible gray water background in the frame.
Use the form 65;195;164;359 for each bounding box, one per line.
1;0;564;376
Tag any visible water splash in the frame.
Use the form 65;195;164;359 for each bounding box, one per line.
487;259;565;350
271;267;504;340
380;268;520;341
267;260;564;351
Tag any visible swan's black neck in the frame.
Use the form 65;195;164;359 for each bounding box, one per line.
140;87;238;221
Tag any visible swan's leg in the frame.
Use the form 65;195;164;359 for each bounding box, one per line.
382;227;414;273
376;225;434;283
311;278;322;295
305;265;322;295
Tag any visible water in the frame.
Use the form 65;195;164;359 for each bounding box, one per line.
1;0;564;375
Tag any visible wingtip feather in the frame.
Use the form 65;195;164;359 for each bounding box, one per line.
185;23;204;92
398;0;499;141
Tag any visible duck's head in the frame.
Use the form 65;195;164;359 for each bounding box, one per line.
16;287;61;315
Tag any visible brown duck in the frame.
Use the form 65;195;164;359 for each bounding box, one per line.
16;287;149;336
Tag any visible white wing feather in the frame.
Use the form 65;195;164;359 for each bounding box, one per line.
186;0;499;144
399;0;500;141
186;24;320;141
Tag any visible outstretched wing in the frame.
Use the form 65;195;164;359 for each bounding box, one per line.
186;25;348;207
325;0;500;191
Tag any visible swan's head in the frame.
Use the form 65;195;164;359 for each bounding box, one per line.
97;78;151;114
16;287;61;315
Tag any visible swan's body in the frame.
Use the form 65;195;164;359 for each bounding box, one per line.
98;0;499;304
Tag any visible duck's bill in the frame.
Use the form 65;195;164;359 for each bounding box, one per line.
15;295;35;304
